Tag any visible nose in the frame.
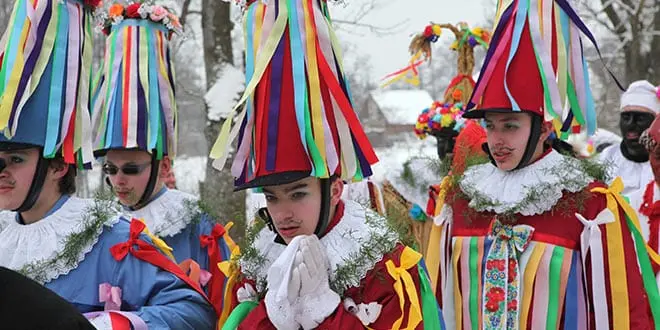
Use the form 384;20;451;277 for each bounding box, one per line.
271;205;294;223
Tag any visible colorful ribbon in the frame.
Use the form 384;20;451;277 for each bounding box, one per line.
482;219;534;330
386;246;424;330
99;283;122;311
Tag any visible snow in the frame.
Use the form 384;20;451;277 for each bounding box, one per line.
370;137;441;207
205;64;246;121
245;189;267;225
172;155;208;195
370;89;434;125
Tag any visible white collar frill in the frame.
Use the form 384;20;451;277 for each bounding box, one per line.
129;189;200;238
240;199;400;294
0;197;120;284
460;150;594;216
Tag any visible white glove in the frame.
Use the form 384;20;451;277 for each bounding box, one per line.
265;237;303;330
292;235;340;330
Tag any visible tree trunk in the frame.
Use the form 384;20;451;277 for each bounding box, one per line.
200;1;247;239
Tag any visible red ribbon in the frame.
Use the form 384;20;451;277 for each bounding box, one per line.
109;219;219;315
199;223;228;317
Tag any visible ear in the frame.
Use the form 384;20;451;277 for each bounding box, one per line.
158;156;172;179
48;161;70;181
329;178;344;207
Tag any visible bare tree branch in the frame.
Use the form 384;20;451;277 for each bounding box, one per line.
599;0;629;41
332;18;408;36
179;0;193;28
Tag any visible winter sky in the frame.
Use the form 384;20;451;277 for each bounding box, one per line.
331;0;494;81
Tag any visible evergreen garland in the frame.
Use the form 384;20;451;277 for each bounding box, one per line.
18;195;120;284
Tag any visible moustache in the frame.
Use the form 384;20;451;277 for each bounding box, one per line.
492;146;515;153
0;179;16;188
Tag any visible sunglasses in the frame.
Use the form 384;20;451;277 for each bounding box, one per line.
102;162;151;176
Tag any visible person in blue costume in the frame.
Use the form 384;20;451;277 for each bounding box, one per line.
0;0;216;328
90;1;235;319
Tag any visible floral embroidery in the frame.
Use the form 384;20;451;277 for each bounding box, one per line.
482;219;534;330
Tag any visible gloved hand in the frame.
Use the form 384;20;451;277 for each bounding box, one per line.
292;235;340;330
265;237;303;330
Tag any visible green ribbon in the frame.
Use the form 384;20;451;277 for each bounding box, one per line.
221;300;260;330
625;213;660;327
418;263;444;330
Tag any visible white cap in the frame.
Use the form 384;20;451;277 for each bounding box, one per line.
620;80;660;113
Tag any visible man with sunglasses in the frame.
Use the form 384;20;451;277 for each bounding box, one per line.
91;4;234;318
599;80;660;194
0;0;215;328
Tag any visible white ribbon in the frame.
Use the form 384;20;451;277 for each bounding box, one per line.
575;209;614;330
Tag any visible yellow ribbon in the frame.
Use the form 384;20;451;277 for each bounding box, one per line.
217;244;241;326
520;243;545;329
137;218;175;261
385;246;423;330
590;177;630;329
592;177;660;265
425;176;451;293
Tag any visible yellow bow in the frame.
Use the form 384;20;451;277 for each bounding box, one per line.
592;177;660;265
137;219;175;261
385;247;423;330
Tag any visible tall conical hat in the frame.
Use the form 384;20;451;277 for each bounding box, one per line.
465;0;605;140
0;0;99;168
210;0;378;190
91;2;181;159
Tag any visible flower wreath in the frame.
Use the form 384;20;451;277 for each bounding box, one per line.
98;1;183;36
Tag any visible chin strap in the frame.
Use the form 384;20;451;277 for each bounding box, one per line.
14;155;50;213
314;178;332;238
134;154;161;209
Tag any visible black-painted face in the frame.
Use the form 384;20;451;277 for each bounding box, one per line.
620;111;655;157
432;127;459;160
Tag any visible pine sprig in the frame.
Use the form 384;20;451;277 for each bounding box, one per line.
19;196;118;284
330;210;399;295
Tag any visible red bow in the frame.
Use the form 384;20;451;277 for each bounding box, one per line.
200;223;228;319
109;219;218;314
200;224;226;259
110;220;151;261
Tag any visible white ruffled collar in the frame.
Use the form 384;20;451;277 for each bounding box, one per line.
598;144;653;194
241;199;399;294
0;197;120;284
128;189;199;237
459;150;593;216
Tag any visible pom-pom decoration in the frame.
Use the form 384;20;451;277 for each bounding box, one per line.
414;101;466;140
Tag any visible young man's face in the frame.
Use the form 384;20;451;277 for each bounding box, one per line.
104;149;156;207
0;148;39;210
484;112;534;171
262;176;343;244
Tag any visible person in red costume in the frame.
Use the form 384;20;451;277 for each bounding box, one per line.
429;0;660;328
629;103;660;286
212;1;444;329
